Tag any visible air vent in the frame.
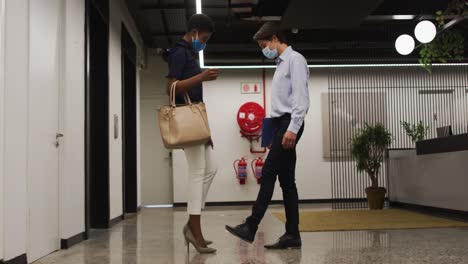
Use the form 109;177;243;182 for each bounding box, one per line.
418;89;454;95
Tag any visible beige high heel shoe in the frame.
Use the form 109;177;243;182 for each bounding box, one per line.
184;222;213;245
183;224;217;254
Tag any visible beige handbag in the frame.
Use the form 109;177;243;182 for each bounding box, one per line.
158;81;211;149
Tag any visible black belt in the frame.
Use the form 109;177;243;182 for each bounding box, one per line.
273;113;291;121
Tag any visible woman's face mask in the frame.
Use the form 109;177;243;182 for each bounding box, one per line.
192;31;207;53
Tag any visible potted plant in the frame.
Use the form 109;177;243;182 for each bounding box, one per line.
351;123;393;210
401;121;429;143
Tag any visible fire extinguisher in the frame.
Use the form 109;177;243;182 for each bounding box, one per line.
251;157;264;184
233;157;248;185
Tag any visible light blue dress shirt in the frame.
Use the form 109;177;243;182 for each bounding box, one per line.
271;46;310;134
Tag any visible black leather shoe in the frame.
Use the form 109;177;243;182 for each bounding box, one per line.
264;234;302;249
225;222;257;243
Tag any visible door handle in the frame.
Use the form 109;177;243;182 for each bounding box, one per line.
55;133;64;148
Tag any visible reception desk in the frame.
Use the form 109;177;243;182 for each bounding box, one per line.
416;133;468;155
389;134;468;215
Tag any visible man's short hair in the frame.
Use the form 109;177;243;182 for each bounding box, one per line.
253;22;288;44
187;14;215;33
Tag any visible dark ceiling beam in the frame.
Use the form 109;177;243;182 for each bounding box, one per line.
203;42;393;52
159;10;172;45
152;32;185;37
183;0;190;20
140;3;254;10
372;0;447;15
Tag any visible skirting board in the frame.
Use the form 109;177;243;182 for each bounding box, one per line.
4;254;27;264
390;201;468;221
109;214;124;227
61;232;87;249
173;199;334;207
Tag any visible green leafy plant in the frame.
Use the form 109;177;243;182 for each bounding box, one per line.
401;121;429;143
351;124;393;188
419;0;467;73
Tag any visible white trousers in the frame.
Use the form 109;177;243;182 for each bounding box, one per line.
184;143;217;215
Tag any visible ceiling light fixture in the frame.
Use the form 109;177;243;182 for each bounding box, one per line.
391;15;416;20
202;63;468;69
395;34;415;55
366;15;416;21
195;0;202;14
414;20;437;43
197;0;466;69
196;0;204;65
143;205;174;208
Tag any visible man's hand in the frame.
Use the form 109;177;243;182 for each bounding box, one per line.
282;131;297;149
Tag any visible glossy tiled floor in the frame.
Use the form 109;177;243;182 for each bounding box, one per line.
35;204;468;264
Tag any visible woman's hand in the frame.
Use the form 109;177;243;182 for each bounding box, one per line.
200;69;219;81
207;137;214;149
282;131;297;149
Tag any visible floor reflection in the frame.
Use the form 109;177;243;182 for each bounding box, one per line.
34;205;468;264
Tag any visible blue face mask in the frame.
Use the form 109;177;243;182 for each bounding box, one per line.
262;46;278;59
192;32;206;53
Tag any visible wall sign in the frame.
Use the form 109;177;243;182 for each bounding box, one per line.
241;82;262;94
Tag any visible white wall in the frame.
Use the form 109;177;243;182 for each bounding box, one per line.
171;69;332;203
108;0;145;219
144;61;468;204
59;0;85;241
3;0;29;260
0;0;144;261
0;0;5;260
139;51;173;205
2;0;86;260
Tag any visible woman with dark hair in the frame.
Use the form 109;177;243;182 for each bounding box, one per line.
165;14;219;254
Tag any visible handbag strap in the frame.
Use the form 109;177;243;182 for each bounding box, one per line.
169;80;192;106
170;81;178;107
184;93;192;105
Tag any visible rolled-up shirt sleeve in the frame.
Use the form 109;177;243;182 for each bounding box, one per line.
287;54;310;134
166;48;186;80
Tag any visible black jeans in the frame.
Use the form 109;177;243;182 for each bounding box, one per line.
246;115;304;238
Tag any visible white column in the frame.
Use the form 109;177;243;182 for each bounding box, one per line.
109;0;124;220
3;0;29;260
59;0;86;240
0;0;6;260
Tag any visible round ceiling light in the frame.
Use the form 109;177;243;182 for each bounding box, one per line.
415;20;437;43
395;34;415;55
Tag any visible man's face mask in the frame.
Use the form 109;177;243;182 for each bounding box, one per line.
261;41;278;59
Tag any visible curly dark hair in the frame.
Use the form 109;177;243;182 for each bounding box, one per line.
187;14;215;33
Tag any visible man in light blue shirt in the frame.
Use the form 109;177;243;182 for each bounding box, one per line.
226;22;310;249
272;44;310;137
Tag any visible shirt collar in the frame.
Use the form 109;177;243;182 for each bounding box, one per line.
177;38;193;51
276;46;293;64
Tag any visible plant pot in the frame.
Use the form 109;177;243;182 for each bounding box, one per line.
365;187;386;210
